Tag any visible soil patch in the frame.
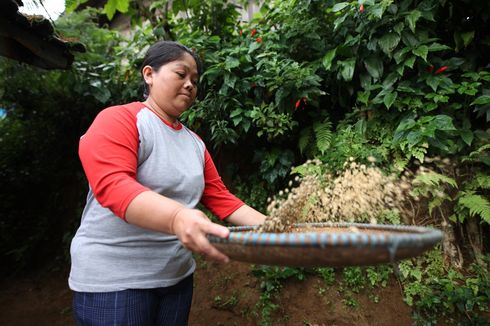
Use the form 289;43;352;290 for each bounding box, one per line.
0;260;414;325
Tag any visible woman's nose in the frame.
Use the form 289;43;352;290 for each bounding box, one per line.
184;79;194;90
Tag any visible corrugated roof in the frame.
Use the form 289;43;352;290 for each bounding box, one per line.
0;0;85;69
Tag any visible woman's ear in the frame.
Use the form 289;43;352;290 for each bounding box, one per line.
142;65;153;86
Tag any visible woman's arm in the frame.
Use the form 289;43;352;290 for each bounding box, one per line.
200;149;267;225
125;191;231;263
226;204;266;226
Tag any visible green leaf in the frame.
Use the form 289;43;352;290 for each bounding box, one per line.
394;22;405;34
225;57;240;70
473;173;490;190
248;41;261;53
396;65;405;76
406;10;422;33
322;48;337;71
298;128;312;154
461;31;475;47
103;0;130;20
345;34;361;46
421;10;435;22
220;74;237;94
412;45;428;62
371;4;384;19
208;36;221;44
230;108;242;118
92;85;111;103
313;120;333;154
332;2;349;12
458;195;490;223
394;47;411;64
231;116;242;126
339;58;356;81
364;56;383;79
378;33;401;55
428;43;451;52
426;75;441;92
404;56;416;68
333;14;348;31
482;157;490;166
357;91;370;105
429;196;447;215
413;171;458;188
471;95;490;106
393;117;416;144
401;31;419;47
65;0;88;13
242;120;251;133
433;115;456;131
460;130;474;146
383;91;398;109
383;72;399;89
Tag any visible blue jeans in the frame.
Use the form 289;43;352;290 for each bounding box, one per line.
72;274;193;326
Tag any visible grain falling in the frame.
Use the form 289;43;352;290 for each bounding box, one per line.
258;158;411;233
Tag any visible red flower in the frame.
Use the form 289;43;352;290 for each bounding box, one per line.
426;66;434;73
256;37;262;43
435;66;448;74
360;4;365;12
239;30;243;36
251;28;257;37
295;99;301;110
295;97;308;110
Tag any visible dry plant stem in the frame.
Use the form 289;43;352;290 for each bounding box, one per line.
393;263;405;298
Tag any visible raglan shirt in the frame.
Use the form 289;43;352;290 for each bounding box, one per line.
69;102;244;292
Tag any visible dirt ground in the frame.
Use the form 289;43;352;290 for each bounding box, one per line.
0;260;413;326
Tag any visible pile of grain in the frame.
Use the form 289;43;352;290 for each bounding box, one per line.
258;158;411;233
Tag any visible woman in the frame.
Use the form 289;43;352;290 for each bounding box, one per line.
69;40;266;325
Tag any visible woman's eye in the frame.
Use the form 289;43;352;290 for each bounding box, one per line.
176;72;185;78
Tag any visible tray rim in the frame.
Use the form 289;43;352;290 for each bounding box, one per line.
207;222;443;249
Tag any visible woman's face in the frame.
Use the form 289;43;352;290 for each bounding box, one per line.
143;52;199;119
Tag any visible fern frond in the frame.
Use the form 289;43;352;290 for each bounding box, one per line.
313;120;333;155
471;143;490;156
298;127;313;155
474;173;490;190
462;143;490;163
464;172;490;191
413;171;458;188
458;194;490;223
411;146;427;163
428;196;448;215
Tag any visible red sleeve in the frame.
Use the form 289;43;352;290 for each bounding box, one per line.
79;104;150;219
200;149;244;219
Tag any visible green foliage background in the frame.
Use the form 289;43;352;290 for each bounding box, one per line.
0;0;489;324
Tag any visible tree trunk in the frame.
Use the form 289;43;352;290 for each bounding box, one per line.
466;217;484;265
441;219;464;268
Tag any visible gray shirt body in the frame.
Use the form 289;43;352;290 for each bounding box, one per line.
69;106;205;292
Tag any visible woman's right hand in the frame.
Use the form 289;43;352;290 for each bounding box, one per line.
172;208;230;263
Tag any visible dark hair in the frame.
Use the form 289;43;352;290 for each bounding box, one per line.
140;41;203;99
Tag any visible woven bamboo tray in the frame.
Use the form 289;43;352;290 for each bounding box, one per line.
207;222;443;267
